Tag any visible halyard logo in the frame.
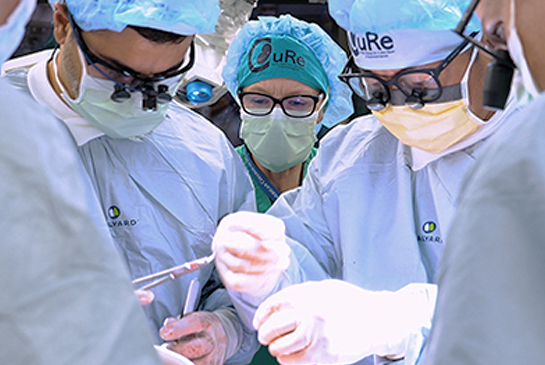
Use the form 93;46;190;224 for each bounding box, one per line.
422;221;436;234
108;205;121;219
107;205;138;228
418;221;442;244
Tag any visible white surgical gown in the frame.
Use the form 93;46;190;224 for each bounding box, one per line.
422;93;545;364
0;77;162;364
229;100;519;364
4;53;258;365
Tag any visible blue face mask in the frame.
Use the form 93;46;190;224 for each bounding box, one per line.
0;0;35;65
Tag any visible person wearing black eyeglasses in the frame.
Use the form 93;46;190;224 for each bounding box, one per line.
1;1;260;365
220;15;353;214
205;14;353;365
210;1;527;365
423;0;545;363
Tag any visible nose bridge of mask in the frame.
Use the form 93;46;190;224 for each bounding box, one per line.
259;107;318;140
375;99;468;128
241;107;315;136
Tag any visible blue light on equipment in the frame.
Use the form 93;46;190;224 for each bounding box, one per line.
185;80;213;103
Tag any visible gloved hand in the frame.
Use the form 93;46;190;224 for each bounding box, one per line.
160;311;228;365
135;289;154;305
212;211;291;297
253;280;437;365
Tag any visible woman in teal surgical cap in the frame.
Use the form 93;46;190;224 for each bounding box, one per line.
223;14;353;213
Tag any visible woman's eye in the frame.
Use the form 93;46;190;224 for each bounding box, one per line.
252;98;269;105
286;99;309;108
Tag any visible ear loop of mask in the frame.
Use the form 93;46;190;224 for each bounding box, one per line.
51;47;84;103
460;44;489;125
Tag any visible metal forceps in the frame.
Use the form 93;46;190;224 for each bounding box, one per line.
132;253;216;291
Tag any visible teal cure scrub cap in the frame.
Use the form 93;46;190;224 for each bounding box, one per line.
223;14;354;129
237;34;329;96
49;0;220;35
328;0;481;70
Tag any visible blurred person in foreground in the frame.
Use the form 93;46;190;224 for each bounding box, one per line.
2;0;258;364
0;0;163;363
222;14;353;213
423;0;545;362
211;0;527;364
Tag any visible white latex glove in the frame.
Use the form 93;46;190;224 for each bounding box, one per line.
212;211;291;297
253;280;437;365
160;311;231;365
135;289;155;305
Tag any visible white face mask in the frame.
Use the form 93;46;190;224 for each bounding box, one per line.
0;0;35;65
507;0;541;101
240;107;320;173
54;46;184;139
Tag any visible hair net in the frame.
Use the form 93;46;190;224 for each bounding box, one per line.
330;0;481;69
329;0;480;34
51;0;220;35
222;14;354;128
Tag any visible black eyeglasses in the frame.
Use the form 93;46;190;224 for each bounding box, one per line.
237;91;325;118
339;33;476;111
67;10;195;111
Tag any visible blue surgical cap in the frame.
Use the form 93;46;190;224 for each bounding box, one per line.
329;0;481;69
50;0;220;35
222;14;354;129
329;0;480;34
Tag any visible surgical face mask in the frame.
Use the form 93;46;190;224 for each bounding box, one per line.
372;51;484;154
240;107;320;173
0;0;35;65
53;46;184;139
507;0;541;102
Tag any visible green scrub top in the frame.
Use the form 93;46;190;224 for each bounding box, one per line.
236;144;317;213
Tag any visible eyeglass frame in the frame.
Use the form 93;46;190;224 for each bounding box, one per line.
338;32;477;109
67;8;195;93
237;90;326;118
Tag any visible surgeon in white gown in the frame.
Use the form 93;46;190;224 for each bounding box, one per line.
2;0;258;364
0;0;162;363
212;0;528;364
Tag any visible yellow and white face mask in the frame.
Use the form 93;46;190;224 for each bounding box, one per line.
373;98;483;154
372;50;485;154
